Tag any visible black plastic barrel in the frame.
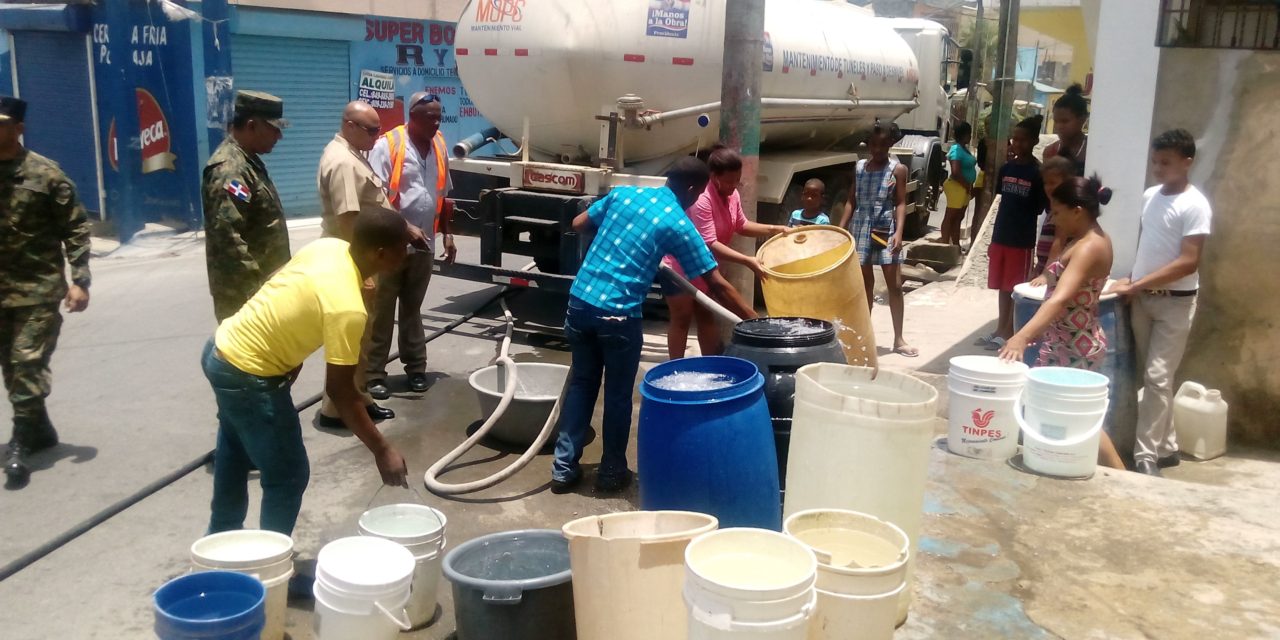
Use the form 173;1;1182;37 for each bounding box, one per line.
724;317;847;487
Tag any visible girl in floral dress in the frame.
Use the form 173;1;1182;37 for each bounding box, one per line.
1000;175;1124;469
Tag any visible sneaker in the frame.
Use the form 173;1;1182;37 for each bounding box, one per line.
550;473;582;494
594;469;634;493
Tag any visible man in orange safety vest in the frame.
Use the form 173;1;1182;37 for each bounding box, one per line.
365;92;456;397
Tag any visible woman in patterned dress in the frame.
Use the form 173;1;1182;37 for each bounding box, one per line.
837;123;917;357
1000;175;1124;469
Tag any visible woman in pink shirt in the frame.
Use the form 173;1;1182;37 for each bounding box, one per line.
663;146;785;358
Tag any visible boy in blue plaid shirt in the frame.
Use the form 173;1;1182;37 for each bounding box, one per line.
553;157;738;493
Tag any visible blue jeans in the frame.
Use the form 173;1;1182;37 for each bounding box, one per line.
552;299;644;483
201;339;309;535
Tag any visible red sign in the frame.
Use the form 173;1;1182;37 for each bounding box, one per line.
475;0;524;23
522;166;585;194
136;88;176;174
107;119;119;171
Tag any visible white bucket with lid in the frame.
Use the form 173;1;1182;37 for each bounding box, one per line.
190;530;294;640
313;536;415;640
1015;367;1110;478
358;504;447;628
946;356;1029;460
684;528;818;640
784;510;909;640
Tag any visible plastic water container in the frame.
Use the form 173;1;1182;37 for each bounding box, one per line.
1013;280;1139;461
1174;382;1229;461
757;225;877;367
189;530;293;640
1015;367;1110;479
563;511;719;640
154;570;266;640
442;529;575;640
784;363;937;623
357;504;448;628
469;362;570;446
784;510;910;640
724;317;847;488
639;356;781;530
946;356;1029;460
684;528;818;640
313;537;414;640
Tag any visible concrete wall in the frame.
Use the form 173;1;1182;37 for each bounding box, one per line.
1151;49;1280;447
1088;0;1160;278
234;0;467;22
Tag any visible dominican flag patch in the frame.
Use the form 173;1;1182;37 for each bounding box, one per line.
226;180;252;203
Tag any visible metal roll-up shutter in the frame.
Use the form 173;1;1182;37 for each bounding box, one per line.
12;30;100;214
231;35;349;216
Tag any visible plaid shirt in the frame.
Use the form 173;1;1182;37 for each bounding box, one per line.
571;185;717;317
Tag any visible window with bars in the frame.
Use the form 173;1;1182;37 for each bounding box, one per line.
1158;0;1280;50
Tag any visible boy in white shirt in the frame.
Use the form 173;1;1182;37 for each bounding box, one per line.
1111;129;1212;477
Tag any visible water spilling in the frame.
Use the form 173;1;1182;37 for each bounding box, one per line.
650;372;735;391
758;317;827;336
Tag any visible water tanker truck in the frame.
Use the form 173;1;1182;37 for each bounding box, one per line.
443;0;958;292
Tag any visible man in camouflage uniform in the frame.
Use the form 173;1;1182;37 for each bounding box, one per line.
0;97;92;487
203;91;291;322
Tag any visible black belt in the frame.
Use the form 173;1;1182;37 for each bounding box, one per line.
1145;289;1197;297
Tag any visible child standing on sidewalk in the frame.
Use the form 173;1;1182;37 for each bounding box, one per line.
788;179;831;227
1109;129;1212;477
980;115;1047;351
1033;156;1075;278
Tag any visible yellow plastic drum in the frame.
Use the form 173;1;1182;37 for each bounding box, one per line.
757;225;877;367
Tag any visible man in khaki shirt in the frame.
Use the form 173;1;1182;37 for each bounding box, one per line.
314;101;405;429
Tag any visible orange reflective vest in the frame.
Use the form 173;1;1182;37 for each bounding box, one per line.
383;126;448;232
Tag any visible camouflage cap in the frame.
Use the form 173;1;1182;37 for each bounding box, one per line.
234;90;289;129
0;96;27;123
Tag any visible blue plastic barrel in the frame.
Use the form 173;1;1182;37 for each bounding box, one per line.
1012;283;1139;461
153;570;265;640
638;356;781;530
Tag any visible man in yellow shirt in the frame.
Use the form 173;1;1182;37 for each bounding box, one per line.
201;209;411;535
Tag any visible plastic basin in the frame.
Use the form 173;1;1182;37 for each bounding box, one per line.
468;363;569;446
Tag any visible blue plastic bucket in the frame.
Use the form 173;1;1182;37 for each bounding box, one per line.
639;356;781;530
154;570;266;640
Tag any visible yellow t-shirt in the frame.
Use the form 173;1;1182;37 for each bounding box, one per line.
215;238;366;377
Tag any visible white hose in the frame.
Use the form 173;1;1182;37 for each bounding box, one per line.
424;264;566;496
657;264;744;325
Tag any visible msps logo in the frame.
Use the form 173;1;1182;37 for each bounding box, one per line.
476;0;524;23
971;409;995;429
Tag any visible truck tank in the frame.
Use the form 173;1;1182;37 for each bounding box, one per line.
455;0;920;165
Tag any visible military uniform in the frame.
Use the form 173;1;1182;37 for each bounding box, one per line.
202;91;291;322
0;96;91;484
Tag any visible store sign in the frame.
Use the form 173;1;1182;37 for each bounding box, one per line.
136;89;176;174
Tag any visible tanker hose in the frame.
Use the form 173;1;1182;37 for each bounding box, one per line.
452;127;503;158
424;263;567;496
657;264;744;325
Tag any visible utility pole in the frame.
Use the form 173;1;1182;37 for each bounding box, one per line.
991;0;1021;181
719;0;766;309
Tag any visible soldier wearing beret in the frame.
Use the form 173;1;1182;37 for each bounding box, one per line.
202;90;291;322
0;96;92;486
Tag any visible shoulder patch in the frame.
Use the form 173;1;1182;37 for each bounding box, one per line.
226;179;252;203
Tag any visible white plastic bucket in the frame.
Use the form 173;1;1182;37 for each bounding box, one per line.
358;504;447;629
783;510;909;640
946;356;1028;460
313;536;415;640
563;511;719;640
190;530;294;640
1015;367;1110;478
684;528;818;640
784;364;937;623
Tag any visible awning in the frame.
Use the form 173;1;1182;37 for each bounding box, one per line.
0;3;91;33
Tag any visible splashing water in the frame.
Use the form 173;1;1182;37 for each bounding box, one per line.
759;318;826;336
651;372;735;391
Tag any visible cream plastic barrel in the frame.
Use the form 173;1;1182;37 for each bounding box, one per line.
455;0;919;164
757;226;876;367
563;511;719;640
684;528;818;640
1173;382;1229;461
190;530;294;640
784;510;910;640
784;363;937;623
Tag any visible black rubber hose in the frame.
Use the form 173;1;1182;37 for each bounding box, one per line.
0;287;513;584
